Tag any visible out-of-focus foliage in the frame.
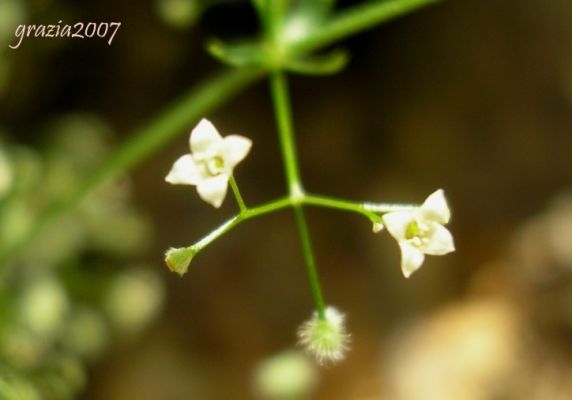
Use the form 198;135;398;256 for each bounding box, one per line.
0;115;164;399
252;350;318;400
207;0;348;75
0;0;25;94
155;0;204;29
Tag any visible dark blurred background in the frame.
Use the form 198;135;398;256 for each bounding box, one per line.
2;0;572;399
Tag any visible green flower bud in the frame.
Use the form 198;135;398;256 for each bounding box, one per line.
165;247;196;276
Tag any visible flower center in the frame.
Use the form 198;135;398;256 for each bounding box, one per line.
204;155;225;176
405;220;431;248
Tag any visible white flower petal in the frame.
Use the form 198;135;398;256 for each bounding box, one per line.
423;224;455;255
221;135;252;170
165;154;204;185
196;175;228;208
399;243;425;278
383;211;414;241
190;119;222;154
421;189;450;224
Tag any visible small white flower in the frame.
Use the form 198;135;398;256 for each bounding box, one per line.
166;118;252;208
383;189;455;278
297;306;350;365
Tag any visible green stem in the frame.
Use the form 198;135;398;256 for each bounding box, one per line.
269;71;302;195
194;215;242;251
305;194;380;222
293;206;326;319
185;193;421;255
229;176;247;212
245;196;291;217
289;0;440;55
193;196;290;252
269;70;326;319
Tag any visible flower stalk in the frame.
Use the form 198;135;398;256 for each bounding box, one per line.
175;193;419;265
269;72;303;196
229;175;247;212
269;70;327;320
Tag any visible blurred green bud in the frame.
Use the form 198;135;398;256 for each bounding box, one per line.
253;350;317;400
282;11;313;44
20;277;68;338
105;268;164;335
156;0;201;29
165;247;196;276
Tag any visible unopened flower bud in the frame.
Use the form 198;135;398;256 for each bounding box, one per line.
297;306;350;365
165;247;195;276
372;222;384;233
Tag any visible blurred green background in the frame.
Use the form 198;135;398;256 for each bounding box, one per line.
2;0;572;399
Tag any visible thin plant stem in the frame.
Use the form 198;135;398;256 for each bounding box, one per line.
289;0;440;55
187;193;421;254
293;206;326;319
269;71;302;195
245;196;291;217
269;70;326;319
229;176;247;212
304;194;381;222
194;215;242;251
192;196;291;252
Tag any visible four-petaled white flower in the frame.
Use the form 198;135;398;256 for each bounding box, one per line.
166;118;252;208
383;189;455;278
